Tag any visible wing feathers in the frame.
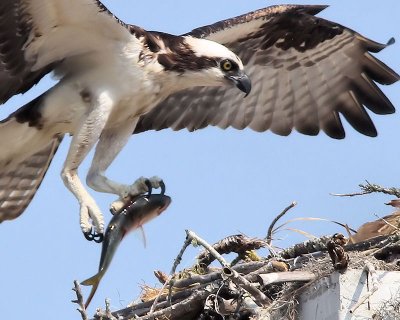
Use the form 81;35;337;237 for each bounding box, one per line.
362;52;399;85
0;135;63;222
134;5;398;138
354;73;395;115
338;90;377;137
0;0;131;104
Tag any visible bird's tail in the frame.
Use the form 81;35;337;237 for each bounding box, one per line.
0;108;64;222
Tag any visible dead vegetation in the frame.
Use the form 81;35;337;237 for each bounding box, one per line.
72;182;400;320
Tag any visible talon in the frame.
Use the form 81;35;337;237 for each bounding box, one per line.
93;232;104;243
160;180;166;195
145;179;152;197
84;228;95;241
83;228;104;243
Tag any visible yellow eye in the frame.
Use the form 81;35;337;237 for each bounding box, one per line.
221;60;233;71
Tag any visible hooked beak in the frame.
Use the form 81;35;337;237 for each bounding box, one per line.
226;72;252;97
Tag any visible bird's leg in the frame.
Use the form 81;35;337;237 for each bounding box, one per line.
61;92;114;239
86;119;164;214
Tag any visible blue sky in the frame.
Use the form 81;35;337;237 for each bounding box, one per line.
1;1;399;318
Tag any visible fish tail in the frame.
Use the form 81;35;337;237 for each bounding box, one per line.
81;274;100;286
84;282;99;309
81;275;101;309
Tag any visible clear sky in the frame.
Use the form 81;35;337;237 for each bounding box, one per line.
1;1;399;319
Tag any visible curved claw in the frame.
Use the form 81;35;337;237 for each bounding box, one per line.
93;233;104;243
159;180;166;195
83;228;104;243
144;179;153;197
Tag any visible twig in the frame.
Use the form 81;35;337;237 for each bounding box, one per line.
196;234;265;267
188;231;269;307
105;299;117;320
278;235;331;259
346;233;400;253
153;270;169;284
374;213;400;231
372;239;400;259
94;300;118;320
278;233;400;260
332;181;400;198
350;262;380;313
139;289;210;320
172;272;221;289
72;280;88;320
187;230;230;268
265;201;297;245
222;267;271;307
148;233;192;314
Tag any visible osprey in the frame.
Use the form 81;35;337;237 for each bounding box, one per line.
0;1;398;239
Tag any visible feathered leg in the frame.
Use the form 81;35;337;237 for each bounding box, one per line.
61;92;114;235
86;118;162;213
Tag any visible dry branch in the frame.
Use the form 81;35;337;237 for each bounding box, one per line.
196;234;265;267
72;280;88;320
222;267;272;306
332;181;400;198
265;201;297;246
257;271;316;287
82;225;400;320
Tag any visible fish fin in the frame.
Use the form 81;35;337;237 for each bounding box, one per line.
140;226;147;248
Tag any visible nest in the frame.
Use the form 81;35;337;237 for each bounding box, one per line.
72;182;400;320
73;231;399;320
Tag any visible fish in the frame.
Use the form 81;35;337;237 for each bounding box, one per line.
81;193;171;308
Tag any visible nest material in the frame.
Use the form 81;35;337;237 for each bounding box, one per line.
77;232;399;320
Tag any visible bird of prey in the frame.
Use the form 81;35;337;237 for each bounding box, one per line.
0;1;398;239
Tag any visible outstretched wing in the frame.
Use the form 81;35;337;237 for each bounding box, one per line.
0;0;131;105
134;5;399;139
0;135;63;222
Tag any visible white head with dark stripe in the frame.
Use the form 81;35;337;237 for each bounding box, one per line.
180;37;251;94
135;29;251;95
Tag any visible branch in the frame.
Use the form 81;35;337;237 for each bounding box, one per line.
196;234;265;267
187;230;230;268
278;232;400;260
257;271;316;287
72;281;88;320
222;267;272;307
332;181;400;198
265;201;297;245
140;289;210;320
148;232;192;314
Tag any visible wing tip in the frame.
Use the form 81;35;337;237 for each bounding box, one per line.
359;35;398;54
299;4;329;15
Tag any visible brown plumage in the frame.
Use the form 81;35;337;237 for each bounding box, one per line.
327;233;349;270
134;5;399;138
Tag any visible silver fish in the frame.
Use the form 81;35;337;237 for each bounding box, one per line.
81;193;171;308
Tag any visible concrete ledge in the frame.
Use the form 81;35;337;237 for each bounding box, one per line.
297;269;400;320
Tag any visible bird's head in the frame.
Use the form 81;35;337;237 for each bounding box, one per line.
155;35;251;96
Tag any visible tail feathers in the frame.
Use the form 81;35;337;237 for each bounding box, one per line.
0;134;63;222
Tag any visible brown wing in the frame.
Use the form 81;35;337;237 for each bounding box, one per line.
0;0;130;105
0;135;63;222
134;5;399;139
0;1;51;104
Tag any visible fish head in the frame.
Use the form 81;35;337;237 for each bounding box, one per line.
125;194;171;231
